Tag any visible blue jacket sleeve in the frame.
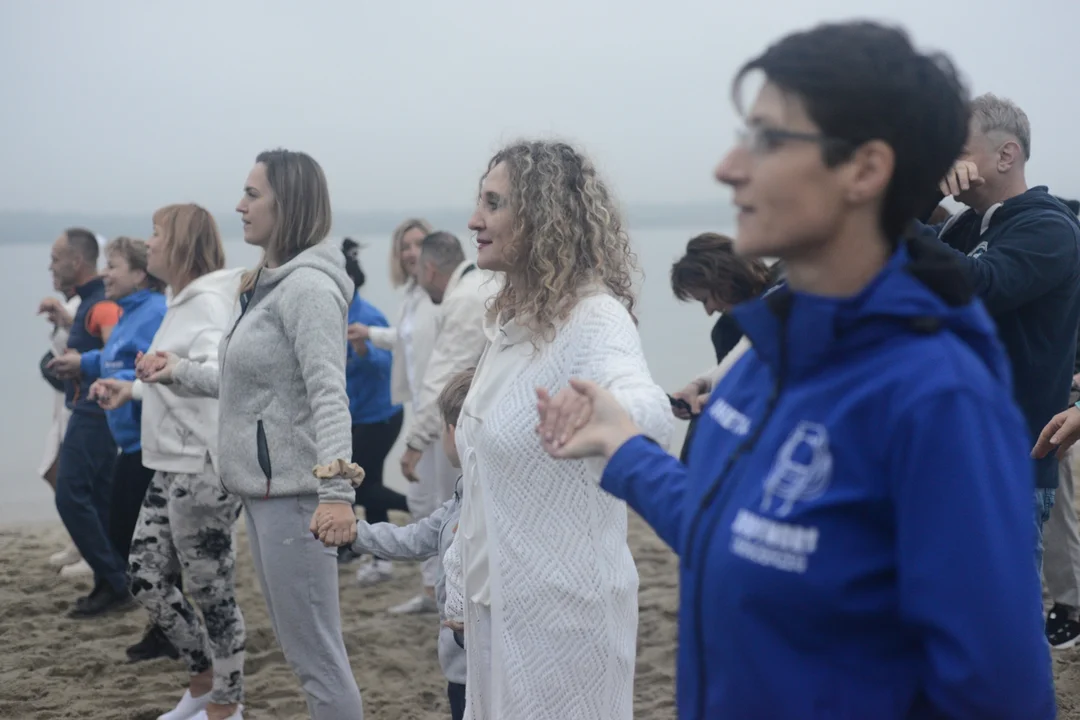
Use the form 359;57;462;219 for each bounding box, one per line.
889;389;1054;718
600;434;688;552
80;349;102;380
920;214;1080;314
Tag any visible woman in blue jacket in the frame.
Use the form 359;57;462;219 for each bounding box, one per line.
339;238;408;573
51;236;167;611
536;21;1054;720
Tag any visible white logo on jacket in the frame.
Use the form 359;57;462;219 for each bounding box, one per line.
760;421;832;518
709;397;751;437
968;240;988;259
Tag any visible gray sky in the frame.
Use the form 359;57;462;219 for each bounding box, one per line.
1;0;1076;214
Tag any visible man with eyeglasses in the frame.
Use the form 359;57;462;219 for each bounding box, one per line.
923;95;1080;579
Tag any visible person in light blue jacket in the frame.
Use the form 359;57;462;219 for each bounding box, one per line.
536;21;1054;720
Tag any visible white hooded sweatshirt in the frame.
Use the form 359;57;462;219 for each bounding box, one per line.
133;268;244;475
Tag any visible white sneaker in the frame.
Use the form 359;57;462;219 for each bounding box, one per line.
58;559;93;578
49;544;81;568
355;559;393;587
388;593;438;615
157;689;210;720
189;705;244;720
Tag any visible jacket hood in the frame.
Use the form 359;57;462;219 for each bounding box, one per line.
256;240;353;305
170;267;245;308
941;186;1080;237
731;235;1010;388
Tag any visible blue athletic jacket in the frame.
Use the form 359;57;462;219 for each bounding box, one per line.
601;237;1054;719
81;288;167;453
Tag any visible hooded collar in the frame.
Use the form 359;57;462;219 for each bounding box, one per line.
731;236;1008;386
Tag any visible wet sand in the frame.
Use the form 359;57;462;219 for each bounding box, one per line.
0;512;678;719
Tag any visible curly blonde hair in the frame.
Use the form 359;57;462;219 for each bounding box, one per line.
484;140;638;340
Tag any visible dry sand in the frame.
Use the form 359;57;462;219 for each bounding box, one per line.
5;512;1079;720
0;513;678;720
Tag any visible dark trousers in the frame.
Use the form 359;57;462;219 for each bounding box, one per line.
447;682;466;720
351;410;407;525
107;450;156;564
55;411;124;593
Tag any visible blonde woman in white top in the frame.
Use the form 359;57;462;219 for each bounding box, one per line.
348;218;455;612
449;140;673;719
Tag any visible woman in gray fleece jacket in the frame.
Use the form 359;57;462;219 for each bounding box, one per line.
144;149;366;720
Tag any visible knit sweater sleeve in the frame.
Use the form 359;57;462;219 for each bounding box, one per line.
572;295;675;476
278;272;356;505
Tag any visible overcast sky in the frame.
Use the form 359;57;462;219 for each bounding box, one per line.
1;0;1076;215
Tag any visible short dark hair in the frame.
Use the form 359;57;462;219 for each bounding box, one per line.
342;237;366;289
438;367;475;426
733;21;969;240
64;227;99;265
420;231;465;273
671;233;771;306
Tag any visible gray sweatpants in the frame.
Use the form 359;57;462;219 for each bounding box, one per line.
1045;445;1080;608
129;464;245;705
244;494;364;720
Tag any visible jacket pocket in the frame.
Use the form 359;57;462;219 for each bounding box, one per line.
256;417;272;496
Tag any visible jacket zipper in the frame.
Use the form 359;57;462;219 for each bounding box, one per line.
685;303;790;720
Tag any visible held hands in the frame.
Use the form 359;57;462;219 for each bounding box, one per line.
38;297;73;329
88;378;134;410
346;323;370;356
535;379;640;460
1032;406;1080;461
939;160;985;199
310;503;358;547
46;349;82;379
136;351;179;384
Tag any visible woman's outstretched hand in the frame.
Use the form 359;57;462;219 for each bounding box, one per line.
136;351;179;384
536;379;641;460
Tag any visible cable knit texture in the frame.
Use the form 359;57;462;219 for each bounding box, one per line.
174;241;356;504
454;290;673;720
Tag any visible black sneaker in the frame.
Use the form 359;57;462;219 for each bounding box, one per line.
337;546;362;565
1046;603;1080;650
68;583;135;618
126;625;180;663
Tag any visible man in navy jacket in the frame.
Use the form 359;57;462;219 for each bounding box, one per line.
929;93;1080;571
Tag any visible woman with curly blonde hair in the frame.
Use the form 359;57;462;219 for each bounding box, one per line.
446;140;673;719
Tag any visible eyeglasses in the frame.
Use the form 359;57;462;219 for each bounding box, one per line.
736;125;852;156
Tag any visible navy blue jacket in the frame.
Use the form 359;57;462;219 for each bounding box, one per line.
932;186;1080;488
65;277;114;414
600;238;1053;719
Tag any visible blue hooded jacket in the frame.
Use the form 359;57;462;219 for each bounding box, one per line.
346;292;401;425
600;238;1054;719
929;186;1080;490
80;288;167;453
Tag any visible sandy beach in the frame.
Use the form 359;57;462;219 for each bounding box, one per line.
0;512;678;720
5;508;1080;719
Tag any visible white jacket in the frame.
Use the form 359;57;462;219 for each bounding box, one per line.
453;291;673;719
369;281;439;407
404;261;498;452
133;268;243;475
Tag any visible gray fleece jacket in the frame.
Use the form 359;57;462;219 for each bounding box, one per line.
172;240;356;504
351;477;465;684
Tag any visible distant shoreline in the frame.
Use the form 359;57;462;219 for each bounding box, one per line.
0;203;734;245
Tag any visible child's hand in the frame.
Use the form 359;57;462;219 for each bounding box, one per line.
443;619;464;633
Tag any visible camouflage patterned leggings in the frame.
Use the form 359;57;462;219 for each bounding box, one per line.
129;463;245;705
